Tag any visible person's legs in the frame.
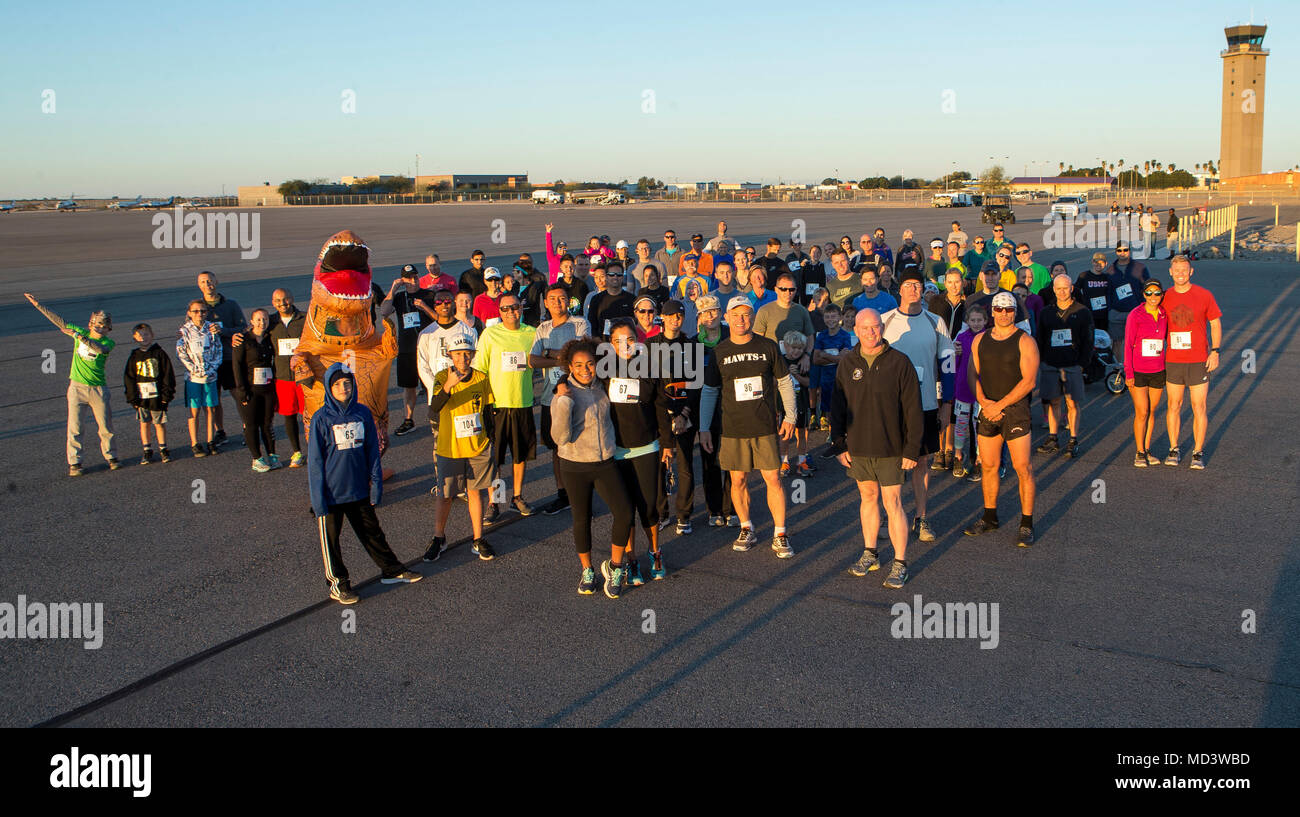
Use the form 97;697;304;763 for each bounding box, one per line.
86;385;116;461
466;489;484;540
1145;386;1163;451
761;468;785;528
318;507;351;593
284;413;302;454
880;483;907;560
188;406;200;447
403;387;417;421
1006;435;1035;518
1044;398;1061;436
139;420;150;449
1130;386;1150;451
1188;381;1210;452
1064;394;1079;438
237;397;260;459
562;461;596;569
910;461;930;519
153;421;167;449
1165;381;1186;451
674;428;696;523
730;470;751;526
66;383;86;465
592;462;634;567
857;480;881;547
978;434;1003;510
344;500;405;577
259;395;276;457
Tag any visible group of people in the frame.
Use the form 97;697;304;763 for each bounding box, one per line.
25;217;1225;603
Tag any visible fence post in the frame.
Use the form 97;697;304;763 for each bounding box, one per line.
1296;223;1299;263
1229;226;1235;260
1276;203;1280;227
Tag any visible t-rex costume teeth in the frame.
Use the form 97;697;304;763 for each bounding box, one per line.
290;229;398;453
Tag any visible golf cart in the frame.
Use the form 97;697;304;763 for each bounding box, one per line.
982;194;1015;224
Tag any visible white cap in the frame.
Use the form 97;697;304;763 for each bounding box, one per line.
484;266;502;280
727;296;754;312
615;239;629;249
991;291;1016;309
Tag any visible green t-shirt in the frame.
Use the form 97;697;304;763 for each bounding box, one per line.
826;274;863;309
472;323;537;408
66;323;115;386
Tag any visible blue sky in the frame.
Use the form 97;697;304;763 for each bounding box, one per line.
3;0;1295;197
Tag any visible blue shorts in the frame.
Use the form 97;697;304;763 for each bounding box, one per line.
185;380;219;408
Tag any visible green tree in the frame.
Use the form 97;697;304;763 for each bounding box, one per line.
979;166;1009;194
278;179;312;196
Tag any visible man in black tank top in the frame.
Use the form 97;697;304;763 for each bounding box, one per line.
965;291;1040;546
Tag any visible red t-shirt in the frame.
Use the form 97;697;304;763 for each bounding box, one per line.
1162;284;1221;363
419;272;456;292
473;293;501;325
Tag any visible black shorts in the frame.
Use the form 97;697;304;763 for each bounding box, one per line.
977;399;1031;441
1132;370;1166;389
492;406;537;465
217;359;235;391
540;404;557;450
395;351;419;389
1165;360;1209;387
919;408;941;456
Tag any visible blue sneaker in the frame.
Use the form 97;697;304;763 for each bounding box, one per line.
627;559;646;586
602;560;626;600
649;551;667;581
578;568;597;595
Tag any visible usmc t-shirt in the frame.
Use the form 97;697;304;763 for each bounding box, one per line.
704;335;788;439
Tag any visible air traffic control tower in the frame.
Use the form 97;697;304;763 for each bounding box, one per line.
1219;24;1268;180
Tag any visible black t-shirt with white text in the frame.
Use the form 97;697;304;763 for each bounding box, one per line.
704;334;788;439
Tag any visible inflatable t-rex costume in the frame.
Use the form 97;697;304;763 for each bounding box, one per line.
290;230;398;453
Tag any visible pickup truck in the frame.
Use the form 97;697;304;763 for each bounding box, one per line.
1050;196;1088;218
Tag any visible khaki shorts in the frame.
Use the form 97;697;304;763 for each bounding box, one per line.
719;434;781;473
436;448;496;496
845;455;904;487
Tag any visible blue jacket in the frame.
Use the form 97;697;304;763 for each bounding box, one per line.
1107;260;1150;313
308;363;382;516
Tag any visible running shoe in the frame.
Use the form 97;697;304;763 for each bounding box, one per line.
998;464;1006;479
68;463;83;477
657;518;672;531
649;551;667;581
192;444;207;459
423;536;447;562
159;447;172;463
1134;452;1148;468
601;560;625;599
964;518;1000;536
882;561;909;589
779;462;792;478
1164;448;1181;467
709;515;725;527
139;449;154;467
967;463;982;483
268;453;282;469
848;549;880;576
732;527;757;552
330;585;359;605
797;461;815;477
483;504;501;526
1190;452;1205;470
1145;453;1161;467
952;460;968;478
380;571;423;584
1036;436;1059;455
512;496;535;516
394;418;416;436
676;519;692;535
771;534;794;559
1017;526;1035;547
289;451;305;468
818;416;830;431
252;457;272;473
471;538;495;561
627;559;645;586
1063;439;1079;459
914;517;936;543
542;495;570;515
930;456;946;471
206;442;220;456
726;515;740;527
213;429;228;446
578;568;597;595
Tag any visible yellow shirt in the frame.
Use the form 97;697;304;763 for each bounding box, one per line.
433;368;493;458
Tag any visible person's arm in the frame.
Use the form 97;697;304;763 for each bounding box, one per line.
899;356;924;465
123;355;139;405
936;322;956;401
24;293;71;334
1207;317;1223;372
551;392;578;446
545;225;560;283
231;343;249;398
1123;310;1138;383
653;378;675;450
307;419;328;517
429;371;455;413
830;361;849;452
776;374;796;421
160;350;176;405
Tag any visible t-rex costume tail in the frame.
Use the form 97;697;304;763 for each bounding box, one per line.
290;230;398;453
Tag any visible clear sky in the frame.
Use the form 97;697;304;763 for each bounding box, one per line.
3;0;1296;197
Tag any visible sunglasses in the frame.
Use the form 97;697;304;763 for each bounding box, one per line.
776;287;795;292
992;306;1016;313
187;309;204;314
635;308;656;314
664;235;676;239
973;240;985;244
1117;248;1131;252
997;254;1011;259
1015;249;1030;255
1144;290;1163;297
993;228;1004;232
499;305;521;312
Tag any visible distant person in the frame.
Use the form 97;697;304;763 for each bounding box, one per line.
196;271;246;447
231;308;280;472
268;288;308;467
176;299;223;458
124;322;176;465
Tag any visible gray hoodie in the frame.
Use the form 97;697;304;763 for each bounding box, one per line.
550;378;617;463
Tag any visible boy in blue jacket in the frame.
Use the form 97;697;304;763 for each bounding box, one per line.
309;363;421;604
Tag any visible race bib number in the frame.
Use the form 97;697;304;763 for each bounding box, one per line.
825;348;840;357
77;340;99;361
1115;284;1133;300
1169;331;1192;351
604;319;612;336
501;351;526;372
789;260;801;271
805;283;818;295
253;367;273;385
1090;296;1107;311
1142;338;1164;357
332;421;364;450
402;312;421;330
735;375;764;401
277;337;299;356
792;379;800;393
453;413;482;439
1050;329;1071;347
137;381;158;399
548;367;564;386
610;377;640;403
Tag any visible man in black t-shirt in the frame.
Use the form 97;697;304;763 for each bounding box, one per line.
586;264;636;340
380;265;437;435
459;249;488;300
699;296;798;559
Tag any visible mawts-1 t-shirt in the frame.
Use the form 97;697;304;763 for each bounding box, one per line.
704;335;788;439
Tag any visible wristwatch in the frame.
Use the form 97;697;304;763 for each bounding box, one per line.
1210;348;1220;353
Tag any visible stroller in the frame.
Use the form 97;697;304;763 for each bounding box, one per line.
1082;329;1126;394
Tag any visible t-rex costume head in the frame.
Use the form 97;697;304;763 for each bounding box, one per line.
290;230;398;452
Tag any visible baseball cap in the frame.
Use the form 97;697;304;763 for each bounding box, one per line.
1115;240;1130;250
401;263;418;278
726;296;753;312
930;239;945;249
556;239;568;249
589;256;606;269
981;259;1000;274
484;267;503;280
695;295;721;313
1091;252;1107;262
659;299;684;316
691;233;704;241
446;336;475;353
615;239;629;249
991;291;1017;309
898;266;925;285
924;281;940;295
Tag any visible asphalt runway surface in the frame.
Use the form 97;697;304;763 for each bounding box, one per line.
1;203;1297;727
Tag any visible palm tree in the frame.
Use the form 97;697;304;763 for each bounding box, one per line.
1059;161;1065;175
